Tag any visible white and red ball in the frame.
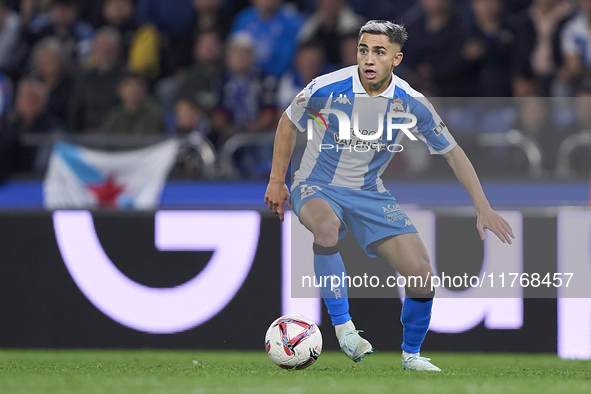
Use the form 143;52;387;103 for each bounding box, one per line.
265;314;322;369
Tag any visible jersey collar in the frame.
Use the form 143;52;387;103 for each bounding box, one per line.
352;65;396;98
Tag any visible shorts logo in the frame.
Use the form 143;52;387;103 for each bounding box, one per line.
382;204;401;213
300;184;322;200
382;204;408;223
404;219;413;227
433;121;446;136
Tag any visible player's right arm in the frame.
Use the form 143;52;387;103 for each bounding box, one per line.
264;111;297;222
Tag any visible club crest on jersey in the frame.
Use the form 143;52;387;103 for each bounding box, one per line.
390;99;405;113
334;94;352;105
300;184;322;200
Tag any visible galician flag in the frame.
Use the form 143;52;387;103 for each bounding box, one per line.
44;139;181;209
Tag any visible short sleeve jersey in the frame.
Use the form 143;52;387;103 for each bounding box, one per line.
286;65;456;192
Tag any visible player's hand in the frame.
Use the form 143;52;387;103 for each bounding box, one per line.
264;181;291;222
476;207;515;244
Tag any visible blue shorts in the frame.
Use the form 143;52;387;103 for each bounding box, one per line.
290;182;418;258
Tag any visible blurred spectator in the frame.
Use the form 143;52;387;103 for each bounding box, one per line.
190;0;232;38
8;78;57;132
573;80;591;131
173;97;211;136
514;96;557;170
100;72;165;134
172;97;213;179
171;0;232;72
513;0;574;96
556;0;591;95
67;27;123;133
29;38;73;123
297;0;363;66
463;0;517;96
0;72;11;117
136;0;193;77
212;33;277;145
100;0;138;56
0;71;12;182
277;44;326;111
0;0;24;76
19;0;53;28
1;78;60;175
564;79;591;173
137;0;193;38
156;29;223;110
175;29;223;110
348;0;408;21
77;0;105;28
404;0;477;96
502;0;532;17
339;32;359;67
27;0;95;65
231;0;302;77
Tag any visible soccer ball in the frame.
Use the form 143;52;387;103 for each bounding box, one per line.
265;314;322;370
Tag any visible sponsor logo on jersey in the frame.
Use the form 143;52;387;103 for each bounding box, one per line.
307;108;418;142
433;121;446;136
404;219;413;227
322;132;404;153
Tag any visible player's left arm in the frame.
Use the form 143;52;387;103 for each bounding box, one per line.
443;145;515;244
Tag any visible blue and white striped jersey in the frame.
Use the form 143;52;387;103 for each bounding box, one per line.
286;65;456;192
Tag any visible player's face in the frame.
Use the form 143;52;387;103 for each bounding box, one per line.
357;33;403;94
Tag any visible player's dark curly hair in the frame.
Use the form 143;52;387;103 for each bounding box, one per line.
358;20;408;49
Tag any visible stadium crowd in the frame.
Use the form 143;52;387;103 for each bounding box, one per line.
0;0;589;181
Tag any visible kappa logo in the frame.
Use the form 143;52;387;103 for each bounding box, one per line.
300;184;322;200
404;219;413;227
433;121;446;136
334;94;352;105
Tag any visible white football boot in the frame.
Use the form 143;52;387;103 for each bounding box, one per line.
338;328;374;363
402;351;441;371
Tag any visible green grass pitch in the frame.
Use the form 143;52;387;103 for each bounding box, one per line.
1;350;590;393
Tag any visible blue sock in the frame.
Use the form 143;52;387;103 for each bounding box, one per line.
400;289;434;354
313;243;351;326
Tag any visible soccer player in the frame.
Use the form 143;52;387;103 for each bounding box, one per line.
264;20;515;371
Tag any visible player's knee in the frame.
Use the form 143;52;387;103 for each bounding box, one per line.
407;261;433;291
312;217;340;247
